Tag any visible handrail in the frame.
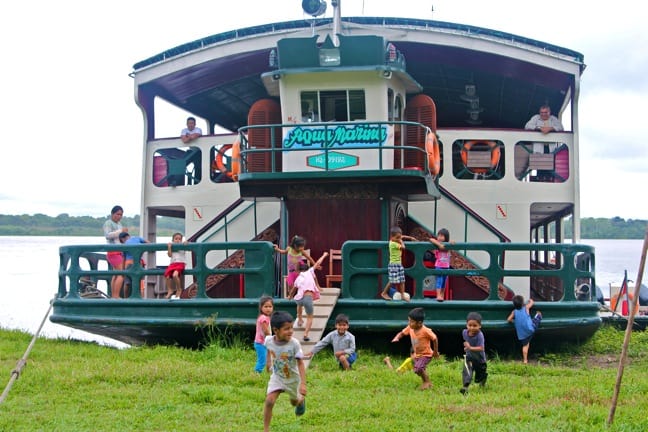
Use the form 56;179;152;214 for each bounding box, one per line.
189;198;245;242
340;241;595;302
239;120;433;174
58;242;276;300
438;184;510;243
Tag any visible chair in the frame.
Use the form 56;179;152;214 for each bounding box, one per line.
325;249;342;288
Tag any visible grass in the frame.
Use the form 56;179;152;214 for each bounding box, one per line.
1;325;648;431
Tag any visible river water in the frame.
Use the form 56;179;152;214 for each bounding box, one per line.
0;236;646;348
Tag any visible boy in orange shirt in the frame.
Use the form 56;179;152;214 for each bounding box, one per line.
391;307;440;390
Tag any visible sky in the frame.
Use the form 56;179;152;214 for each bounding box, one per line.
0;0;646;220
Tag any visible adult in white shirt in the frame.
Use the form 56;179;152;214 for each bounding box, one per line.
525;105;564;154
181;116;203;143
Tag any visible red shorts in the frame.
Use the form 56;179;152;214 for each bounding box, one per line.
164;262;185;278
106;251;124;268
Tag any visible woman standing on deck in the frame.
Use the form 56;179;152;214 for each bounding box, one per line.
103;205;128;298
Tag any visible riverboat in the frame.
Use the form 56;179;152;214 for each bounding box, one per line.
51;1;601;351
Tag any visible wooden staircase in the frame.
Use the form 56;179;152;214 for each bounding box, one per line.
292;287;340;368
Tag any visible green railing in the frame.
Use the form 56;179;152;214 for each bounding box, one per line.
58;242;276;300
340;241;595;301
238;120;434;174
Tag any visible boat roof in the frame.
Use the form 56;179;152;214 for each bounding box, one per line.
132;17;585;132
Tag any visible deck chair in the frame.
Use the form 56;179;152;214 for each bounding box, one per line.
325;249;342;288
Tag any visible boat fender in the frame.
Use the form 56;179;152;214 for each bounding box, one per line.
425;131;441;175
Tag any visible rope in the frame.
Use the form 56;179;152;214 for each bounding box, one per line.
0;298;54;404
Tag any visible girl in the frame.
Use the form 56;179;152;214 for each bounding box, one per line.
429;228;453;302
254;296;274;373
274;236;317;320
165;232;187;299
292;252;328;341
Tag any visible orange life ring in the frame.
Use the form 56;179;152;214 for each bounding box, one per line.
214;136;241;180
460;140;501;174
425;132;441;175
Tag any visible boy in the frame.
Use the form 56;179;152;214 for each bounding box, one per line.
380;226;416;301
461;312;488;394
304;313;356;370
391;307;439;390
507;295;542;364
263;311;307;432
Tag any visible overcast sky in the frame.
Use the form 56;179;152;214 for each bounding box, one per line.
0;0;646;219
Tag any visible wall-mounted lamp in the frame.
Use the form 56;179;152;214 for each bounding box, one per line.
272;73;281;81
382;70;392;79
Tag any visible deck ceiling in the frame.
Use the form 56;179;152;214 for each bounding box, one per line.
135;18;581;133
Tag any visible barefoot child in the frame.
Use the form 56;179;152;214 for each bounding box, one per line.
254;296;274;373
291;251;328;341
428;228;453;301
263;311;307;432
274;235;317;309
380;226;416;301
164;233;187;299
461;312;488;394
507;295;542;364
305;314;356;370
391;307;439;390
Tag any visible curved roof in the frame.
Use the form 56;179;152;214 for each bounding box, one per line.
133;17;585;133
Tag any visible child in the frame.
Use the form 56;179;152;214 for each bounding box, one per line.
291;251;328;341
391;307;439;390
305;313;356;370
165;232;187;299
254;296;274;374
118;232;149;297
507;295;542;364
274;235;317;307
263;311;307;432
461;312;488;394
380;227;416;301
428;228;453;302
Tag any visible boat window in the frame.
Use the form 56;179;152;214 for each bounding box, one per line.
514;141;569;183
152;146;202;188
451;139;504;180
301;90;366;122
209;144;236;184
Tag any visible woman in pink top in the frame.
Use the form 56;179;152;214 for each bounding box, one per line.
291;251;328;341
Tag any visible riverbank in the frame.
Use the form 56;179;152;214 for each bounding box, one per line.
1;325;647;430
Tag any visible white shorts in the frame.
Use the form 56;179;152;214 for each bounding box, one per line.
267;374;301;400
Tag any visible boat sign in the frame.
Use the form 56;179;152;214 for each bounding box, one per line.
307;151;359;170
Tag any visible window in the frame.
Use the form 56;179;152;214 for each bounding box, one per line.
300;90;366;123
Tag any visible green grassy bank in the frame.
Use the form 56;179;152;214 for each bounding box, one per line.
1;325;647;431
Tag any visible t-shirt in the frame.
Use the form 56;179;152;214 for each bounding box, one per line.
389;240;401;264
170;250;186;264
401;324;437;358
512;307;535;341
462;329;486;363
103;219;122;244
255;314;271;344
181;126;203;136
434;249;451;269
309;330;356;356
264;335;303;382
124;236;147;262
293;267;320;301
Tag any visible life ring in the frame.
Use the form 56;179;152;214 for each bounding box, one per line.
425;131;441;175
213;136;241;180
460;140;501;174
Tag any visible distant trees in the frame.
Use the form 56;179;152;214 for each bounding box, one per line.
0;214;184;236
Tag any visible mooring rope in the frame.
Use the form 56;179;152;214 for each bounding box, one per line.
0;297;54;404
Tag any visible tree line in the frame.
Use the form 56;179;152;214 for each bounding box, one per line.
0;214;645;239
0;214;184;236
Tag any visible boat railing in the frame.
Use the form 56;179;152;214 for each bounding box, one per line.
340;241;595;302
238;120;434;175
58;242;276;300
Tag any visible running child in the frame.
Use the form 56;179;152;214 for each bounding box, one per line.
305;313;356;370
254;296;274;374
391;307;439;390
460;312;488;394
263;311;307;432
507;295;542;364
